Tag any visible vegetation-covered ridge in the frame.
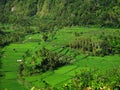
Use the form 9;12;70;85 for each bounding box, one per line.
0;0;120;28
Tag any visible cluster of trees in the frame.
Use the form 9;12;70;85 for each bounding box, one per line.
19;47;72;76
67;30;120;56
0;26;24;47
0;30;16;47
30;68;120;90
62;68;120;90
0;24;41;47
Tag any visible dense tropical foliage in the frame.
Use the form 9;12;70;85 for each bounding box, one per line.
0;0;120;28
0;0;120;90
67;30;120;56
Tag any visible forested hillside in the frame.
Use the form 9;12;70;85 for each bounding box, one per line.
0;0;120;28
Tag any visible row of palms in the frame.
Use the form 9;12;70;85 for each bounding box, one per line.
67;30;120;56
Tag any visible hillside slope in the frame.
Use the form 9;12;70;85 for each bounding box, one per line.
0;0;120;27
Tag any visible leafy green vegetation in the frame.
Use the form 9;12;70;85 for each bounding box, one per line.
1;26;120;90
67;29;120;56
0;0;120;28
0;1;120;90
37;68;120;90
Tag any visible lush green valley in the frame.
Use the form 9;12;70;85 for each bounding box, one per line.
1;26;120;90
0;0;120;90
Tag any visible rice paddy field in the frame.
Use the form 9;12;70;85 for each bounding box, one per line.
0;27;120;90
0;42;39;90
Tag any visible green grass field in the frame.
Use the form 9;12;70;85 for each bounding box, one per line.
0;27;120;89
0;42;39;90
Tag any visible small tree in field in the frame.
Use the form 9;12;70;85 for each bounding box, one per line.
42;33;48;42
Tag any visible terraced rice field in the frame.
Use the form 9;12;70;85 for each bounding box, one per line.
0;27;120;89
0;42;38;90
